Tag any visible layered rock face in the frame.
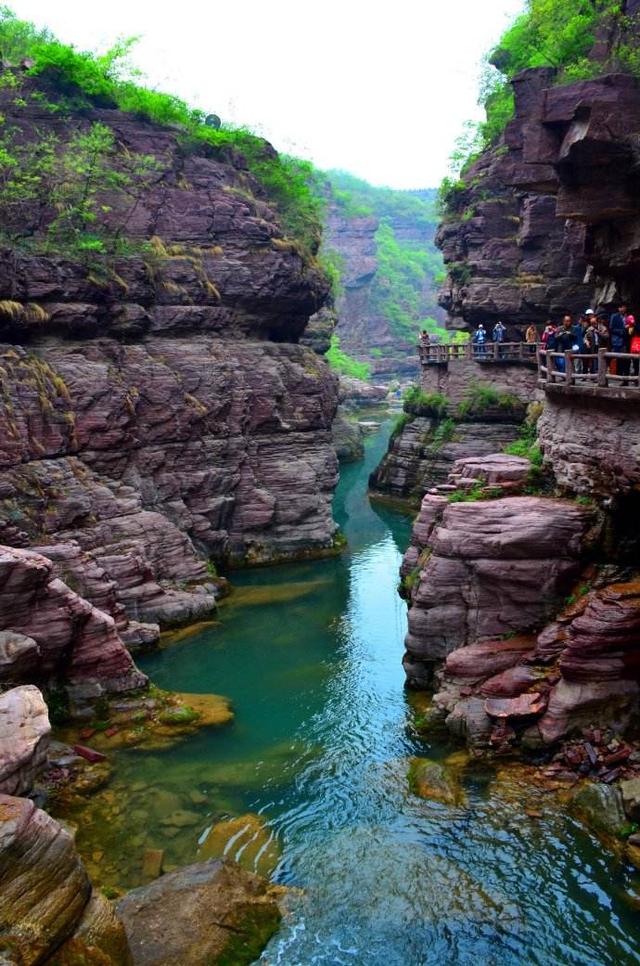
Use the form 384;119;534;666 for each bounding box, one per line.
0;546;146;707
0;686;50;796
0;76;340;632
434;578;640;750
0;792;132;964
538;393;640;496
437;142;592;332
371;353;536;502
438;59;640;323
402;493;592;687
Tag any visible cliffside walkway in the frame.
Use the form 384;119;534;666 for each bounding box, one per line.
420;342;640;397
538;348;640;397
418;342;538;367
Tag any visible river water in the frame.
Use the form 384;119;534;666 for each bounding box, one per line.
94;419;640;964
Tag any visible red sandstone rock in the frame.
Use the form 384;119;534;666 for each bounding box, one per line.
484;692;547;720
404;496;591;686
73;745;107;764
0;686;50;796
0;793;131;964
0;546;146;707
444;636;535;682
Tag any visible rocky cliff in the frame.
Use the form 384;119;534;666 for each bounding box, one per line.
370;350;537;503
0;71;340;642
398;15;640;759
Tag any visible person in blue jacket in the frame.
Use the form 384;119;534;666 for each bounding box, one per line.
610;303;630;378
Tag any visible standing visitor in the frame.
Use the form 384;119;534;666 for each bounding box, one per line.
610;303;630;378
492;320;506;342
525;323;538;344
583;312;599;374
628;314;640;379
492;320;506;358
472;324;487;357
541;321;556;346
554;315;578;373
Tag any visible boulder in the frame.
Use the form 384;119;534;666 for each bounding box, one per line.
116;859;280;966
0;686;50;796
620;778;640;822
0;796;88;960
404;496;591;681
569;782;626;839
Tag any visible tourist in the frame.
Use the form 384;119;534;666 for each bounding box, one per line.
610;303;630;378
553;315;580;374
628;314;640;379
525;323;538;344
583;311;599;374
597;316;610;350
541;321;556;346
472;323;487;357
419;329;430;347
492;320;506;342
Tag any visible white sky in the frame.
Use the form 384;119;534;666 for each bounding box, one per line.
10;0;524;188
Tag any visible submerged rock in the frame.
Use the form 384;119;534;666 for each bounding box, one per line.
116;858;280;966
569;782;626;839
198;813;281;878
408;757;467;807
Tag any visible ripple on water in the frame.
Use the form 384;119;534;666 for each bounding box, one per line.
54;420;640;964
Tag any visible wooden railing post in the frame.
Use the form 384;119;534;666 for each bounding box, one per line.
598;349;607;387
565;353;573;386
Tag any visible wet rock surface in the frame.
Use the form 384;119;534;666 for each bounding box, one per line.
0;793;130;965
115;858;281;966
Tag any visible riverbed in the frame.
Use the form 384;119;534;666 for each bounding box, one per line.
62;419;640;964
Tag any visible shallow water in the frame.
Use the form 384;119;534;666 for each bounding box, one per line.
68;419;640;964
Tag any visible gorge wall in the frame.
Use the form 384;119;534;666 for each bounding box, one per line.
390;13;640;757
0;72;340;654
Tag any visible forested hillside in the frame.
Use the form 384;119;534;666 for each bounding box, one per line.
320;171;452;379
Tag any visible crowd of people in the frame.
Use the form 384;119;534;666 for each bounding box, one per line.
418;305;640;374
418;305;640;378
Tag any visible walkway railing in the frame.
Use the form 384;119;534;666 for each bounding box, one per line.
538;348;640;393
418;342;538;365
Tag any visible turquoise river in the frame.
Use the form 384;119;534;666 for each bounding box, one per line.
79;419;640;964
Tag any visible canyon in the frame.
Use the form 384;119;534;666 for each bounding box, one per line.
3;4;640;964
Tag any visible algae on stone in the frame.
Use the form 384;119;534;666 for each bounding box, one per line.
198;813;281;878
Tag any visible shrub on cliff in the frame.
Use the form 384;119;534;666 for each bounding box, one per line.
403;387;450;418
441;0;638;211
326;335;371;381
456;382;522;418
0;7;324;258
